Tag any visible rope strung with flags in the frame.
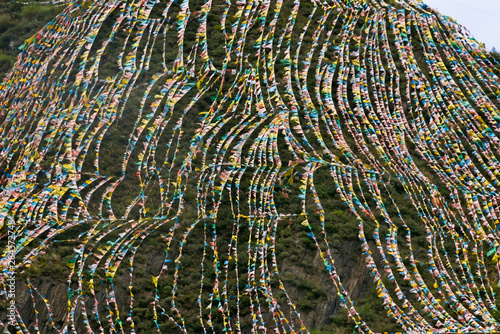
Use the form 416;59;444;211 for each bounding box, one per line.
0;0;500;332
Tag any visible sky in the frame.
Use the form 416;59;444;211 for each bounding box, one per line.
422;0;500;50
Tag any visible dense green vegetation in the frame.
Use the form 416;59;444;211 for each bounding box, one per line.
1;0;500;333
0;1;62;80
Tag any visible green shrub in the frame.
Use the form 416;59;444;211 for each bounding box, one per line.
0;53;14;79
0;14;11;33
20;4;41;21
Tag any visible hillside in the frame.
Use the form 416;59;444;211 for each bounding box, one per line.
1;0;500;333
0;1;62;81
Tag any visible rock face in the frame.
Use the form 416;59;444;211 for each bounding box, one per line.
1;0;500;332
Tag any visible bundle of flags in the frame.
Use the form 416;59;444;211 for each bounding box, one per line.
0;0;500;332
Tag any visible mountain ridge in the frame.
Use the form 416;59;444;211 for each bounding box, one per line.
0;0;500;332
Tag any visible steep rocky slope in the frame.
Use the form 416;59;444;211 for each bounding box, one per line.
1;0;500;333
